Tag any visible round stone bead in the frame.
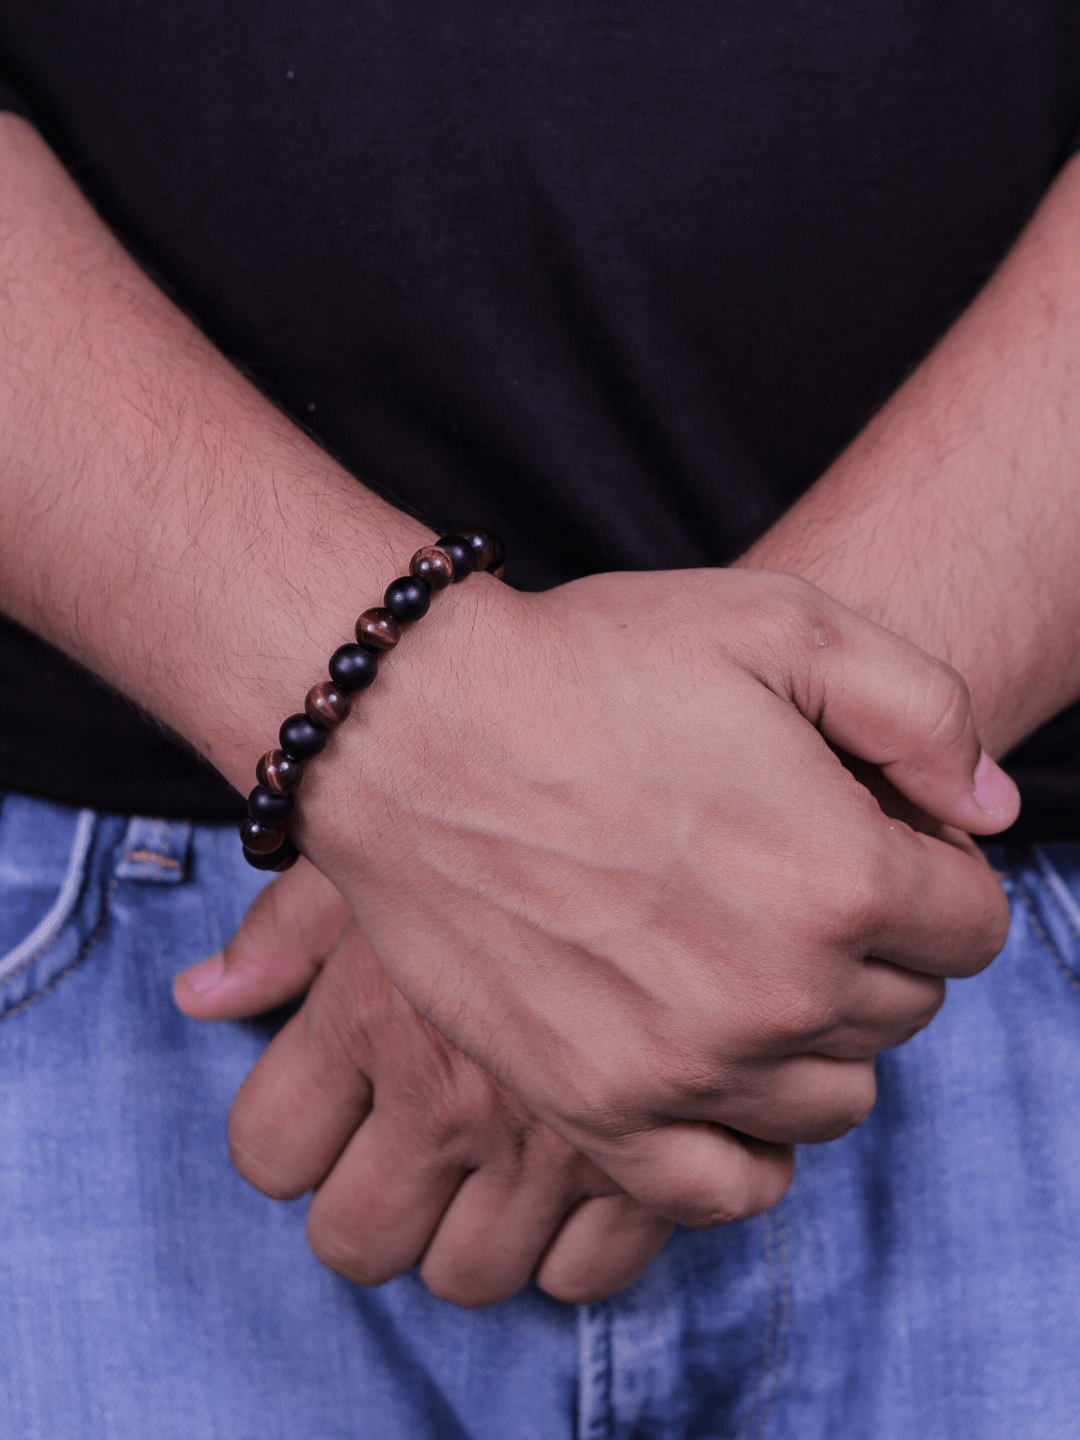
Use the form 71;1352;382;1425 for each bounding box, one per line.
435;534;475;581
355;607;402;653
256;749;303;794
243;837;300;872
306;681;351;727
279;712;328;760
487;530;506;573
239;815;288;855
410;545;454;592
455;527;495;573
383;575;431;623
247;784;294;826
329;643;379;693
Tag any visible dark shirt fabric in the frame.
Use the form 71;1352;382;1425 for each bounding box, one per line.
0;1;1079;832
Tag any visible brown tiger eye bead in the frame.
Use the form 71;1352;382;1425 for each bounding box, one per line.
239;816;288;855
455;527;496;573
305;681;352;726
355;607;402;653
256;749;303;794
410;545;454;592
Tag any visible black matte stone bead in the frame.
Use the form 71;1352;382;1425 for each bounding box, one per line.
435;533;475;581
248;784;294;826
455;527;495;573
279;712;327;760
240;815;288;854
242;837;300;872
384;574;432;622
329;643;379;693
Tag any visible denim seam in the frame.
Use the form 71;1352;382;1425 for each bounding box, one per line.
1010;873;1080;996
735;1202;790;1440
1032;847;1080;952
0;808;96;986
578;1301;614;1440
754;1206;790;1440
0;876;119;1025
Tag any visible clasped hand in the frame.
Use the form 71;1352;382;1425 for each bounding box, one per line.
177;568;1017;1305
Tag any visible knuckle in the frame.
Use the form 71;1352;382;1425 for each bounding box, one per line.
918;660;973;750
672;1173;775;1230
770;575;843;655
409;1066;499;1156
809;1074;877;1143
420;1257;511;1310
306;1212;391;1287
553;1072;640;1145
963;875;1012;973
764;981;843;1047
227;1123;308;1202
822;846;894;943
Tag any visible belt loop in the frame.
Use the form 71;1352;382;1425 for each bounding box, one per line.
114;817;193;884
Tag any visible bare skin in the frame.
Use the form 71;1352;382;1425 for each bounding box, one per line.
174;151;1080;1303
177;859;674;1307
736;151;1080;750
0;111;1016;1280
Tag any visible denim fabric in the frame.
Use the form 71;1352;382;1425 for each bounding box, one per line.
1;794;1079;1438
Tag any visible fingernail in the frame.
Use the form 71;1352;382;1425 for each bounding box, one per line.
183;954;225;995
973;750;1019;816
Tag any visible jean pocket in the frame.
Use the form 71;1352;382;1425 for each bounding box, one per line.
0;795;109;1019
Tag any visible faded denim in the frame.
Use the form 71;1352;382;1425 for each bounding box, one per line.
1;792;1078;1439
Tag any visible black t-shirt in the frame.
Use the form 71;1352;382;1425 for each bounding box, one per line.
1;1;1079;834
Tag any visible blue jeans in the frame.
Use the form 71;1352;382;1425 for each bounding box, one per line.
2;792;1079;1438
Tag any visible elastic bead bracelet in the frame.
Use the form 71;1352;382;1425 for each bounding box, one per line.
239;527;505;871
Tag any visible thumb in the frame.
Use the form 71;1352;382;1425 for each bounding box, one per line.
768;578;1020;836
173;857;352;1020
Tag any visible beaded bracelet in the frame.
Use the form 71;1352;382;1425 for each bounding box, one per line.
239;527;505;871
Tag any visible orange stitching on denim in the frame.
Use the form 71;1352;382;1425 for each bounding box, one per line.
122;848;181;870
0;877;118;1025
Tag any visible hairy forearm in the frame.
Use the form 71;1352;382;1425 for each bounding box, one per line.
737;152;1080;757
0;113;440;788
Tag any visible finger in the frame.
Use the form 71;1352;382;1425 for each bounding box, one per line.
228;967;373;1200
743;956;945;1063
810;957;944;1057
418;1136;604;1308
535;1196;674;1304
763;575;1020;835
307;1107;466;1287
857;826;1011;977
582;1122;794;1229
694;1055;877;1144
174;857;350;1020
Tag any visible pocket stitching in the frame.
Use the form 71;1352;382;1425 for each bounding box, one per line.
1010;872;1080;997
0;808;96;988
0;876;119;1025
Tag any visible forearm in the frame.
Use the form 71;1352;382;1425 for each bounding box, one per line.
737;152;1080;757
0;113;442;789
